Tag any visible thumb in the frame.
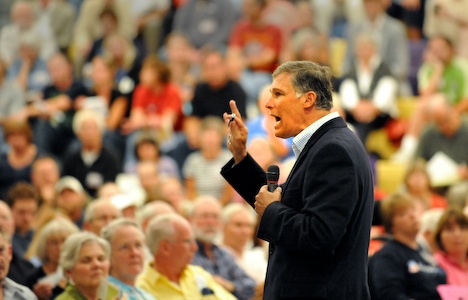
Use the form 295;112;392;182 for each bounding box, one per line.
275;187;282;194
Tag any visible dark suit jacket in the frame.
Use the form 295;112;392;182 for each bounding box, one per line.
221;117;373;299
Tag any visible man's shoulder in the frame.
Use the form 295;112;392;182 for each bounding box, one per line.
4;277;37;300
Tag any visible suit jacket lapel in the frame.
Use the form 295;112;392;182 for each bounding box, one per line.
281;117;349;193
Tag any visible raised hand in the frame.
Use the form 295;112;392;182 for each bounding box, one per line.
223;100;249;164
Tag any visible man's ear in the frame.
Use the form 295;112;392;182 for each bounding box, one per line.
303;91;317;109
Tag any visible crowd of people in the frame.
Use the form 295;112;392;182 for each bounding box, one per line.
0;0;468;299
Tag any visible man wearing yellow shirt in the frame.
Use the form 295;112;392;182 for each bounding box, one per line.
136;213;237;299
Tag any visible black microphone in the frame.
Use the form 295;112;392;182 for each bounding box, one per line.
267;165;280;192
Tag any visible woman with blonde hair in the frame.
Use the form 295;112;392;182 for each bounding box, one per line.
56;231;124;300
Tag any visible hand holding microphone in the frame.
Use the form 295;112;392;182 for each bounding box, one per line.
267;165;280;192
254;165;282;216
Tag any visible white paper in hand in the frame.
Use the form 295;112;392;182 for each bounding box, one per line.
426;151;461;187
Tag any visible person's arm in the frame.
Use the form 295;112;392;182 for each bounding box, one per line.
368;251;411;300
106;95;128;130
257;143;361;253
371;76;398;114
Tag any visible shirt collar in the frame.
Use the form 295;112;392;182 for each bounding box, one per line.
292;112;339;157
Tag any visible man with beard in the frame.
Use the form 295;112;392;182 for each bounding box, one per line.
190;195;255;300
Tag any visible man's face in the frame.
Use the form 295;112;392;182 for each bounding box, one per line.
32;158;60;187
0;234;12;280
86;203;120;235
223;210;255;248
191;202;221;243
266;72;309;138
11;199;37;233
0;204;14;237
166;221;197;273
57;189;85;214
110;225;146;280
202;53;228;89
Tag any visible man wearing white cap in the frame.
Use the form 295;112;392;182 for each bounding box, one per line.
56;176;88;228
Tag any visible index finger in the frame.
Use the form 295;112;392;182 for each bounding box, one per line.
229;100;242;119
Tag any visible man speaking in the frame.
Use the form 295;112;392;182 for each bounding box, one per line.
221;61;373;299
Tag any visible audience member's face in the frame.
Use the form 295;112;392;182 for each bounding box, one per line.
137;163;159;191
363;0;384;21
48;55;72;84
45;232;68;265
427;37;453;65
166;36;193;64
440;220;468;257
432;106;458;137
100;14;118;35
12;3;34;29
192;202;221;243
57;189;85;215
159;179;184;211
199;128;223;156
406;170;430;194
91;57;113;86
11;198;38;233
0;204;14;237
139;66;158;86
32;158;60;187
0;234;12;280
266;72;307;138
6;131;29;149
167;221;197;271
136;142;159;161
77;118;102;148
297;39;320;62
223;210;255;249
356;39;376;63
202;53;228;88
86;203;120;235
109;225;146;280
66;242;109;291
392;205;420;237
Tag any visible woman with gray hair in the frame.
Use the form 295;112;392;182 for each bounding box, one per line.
56;231;125;300
24;218;79;300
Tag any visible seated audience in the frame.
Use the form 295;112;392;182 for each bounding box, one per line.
24;218;79;300
190;196;256;300
56;232;122;299
83;199;121;236
227;0;281;111
221;203;267;287
30;156;61;227
123;132;180;178
402;159;448;215
0;120;39;200
369;192;447;299
62;109;121;198
0;225;37;299
0;0;57;66
101;218;155;300
0;201;34;286
0;59;25;153
6;182;39;259
394;36;468;161
19;53;87;159
182;117;233;205
413;95;468;185
55;176;88;229
339;32;398;145
433;207;468;285
123;55;183;158
136;213;236;299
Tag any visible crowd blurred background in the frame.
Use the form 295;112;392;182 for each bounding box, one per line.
0;0;468;299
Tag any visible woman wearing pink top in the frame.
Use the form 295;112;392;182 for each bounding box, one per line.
433;208;468;286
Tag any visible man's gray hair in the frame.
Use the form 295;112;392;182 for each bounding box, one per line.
72;109;106;135
84;199;120;223
272;61;333;110
101;218;143;244
59;231;110;271
145;213;182;254
221;203;257;225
